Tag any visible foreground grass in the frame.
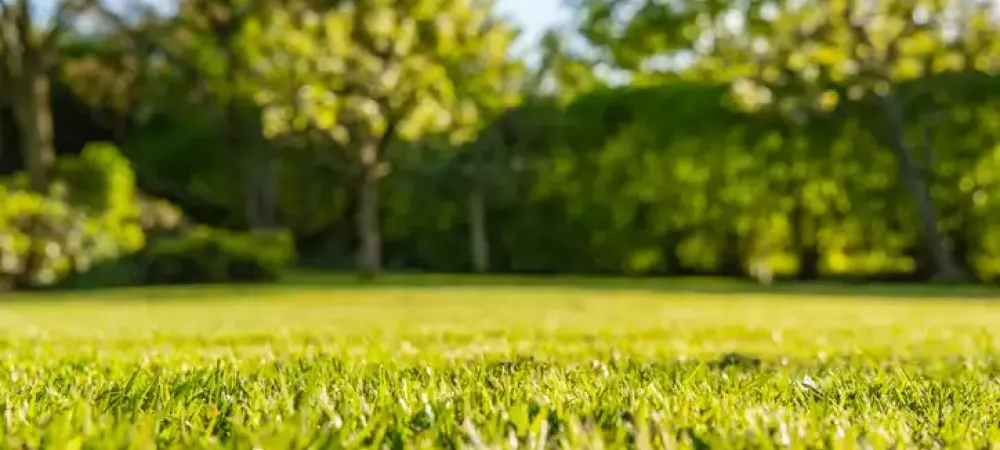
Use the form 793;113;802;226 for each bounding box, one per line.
2;283;1000;448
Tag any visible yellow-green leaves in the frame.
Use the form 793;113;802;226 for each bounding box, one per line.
241;0;519;152
717;0;1000;113
818;90;840;111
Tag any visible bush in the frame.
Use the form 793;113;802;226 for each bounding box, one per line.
142;226;295;285
135;194;186;234
0;143;145;291
0;189;144;291
58;184;189;290
2;141;294;290
54;142;139;220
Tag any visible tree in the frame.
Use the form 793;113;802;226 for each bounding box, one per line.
531;30;606;101
599;0;1000;280
241;0;519;277
0;0;169;190
446;22;522;273
78;0;284;229
570;0;770;84
719;0;1000;280
438;97;562;273
0;0;82;190
170;0;280;229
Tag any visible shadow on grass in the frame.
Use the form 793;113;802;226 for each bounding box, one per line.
278;271;1000;299
5;270;1000;303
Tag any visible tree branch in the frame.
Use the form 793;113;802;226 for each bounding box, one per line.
91;3;200;80
40;0;97;54
373;93;419;161
0;2;24;80
13;0;29;58
0;7;11;88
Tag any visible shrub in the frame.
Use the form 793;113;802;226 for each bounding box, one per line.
135;194;186;234
2;141;294;290
0;142;145;291
142;227;295;285
54;142;139;219
0;189;143;290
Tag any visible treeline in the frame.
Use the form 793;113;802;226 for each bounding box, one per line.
9;78;1000;282
4;0;1000;288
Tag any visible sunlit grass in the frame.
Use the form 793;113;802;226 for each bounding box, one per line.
2;281;1000;447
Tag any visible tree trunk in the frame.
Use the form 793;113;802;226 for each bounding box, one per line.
219;31;276;231
241;146;278;230
0;106;5;163
243;161;260;229
876;93;967;281
896;160;965;281
355;141;382;278
790;202;820;280
259;150;278;228
719;231;745;277
468;184;490;273
11;68;55;191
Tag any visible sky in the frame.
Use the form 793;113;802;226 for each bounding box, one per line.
495;0;567;58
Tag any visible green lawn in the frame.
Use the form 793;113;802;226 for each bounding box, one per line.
3;280;1000;447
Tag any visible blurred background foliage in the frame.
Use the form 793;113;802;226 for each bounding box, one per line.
4;0;1000;289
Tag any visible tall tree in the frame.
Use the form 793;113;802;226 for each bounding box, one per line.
0;0;161;190
0;0;79;190
81;0;274;228
446;14;522;273
173;0;279;229
242;0;519;277
713;0;1000;280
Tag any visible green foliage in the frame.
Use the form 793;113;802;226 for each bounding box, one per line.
528;31;607;102
32;0;1000;281
0;191;139;290
378;80;1000;279
711;0;1000;116
59;197;188;290
0;143;145;290
54;142;139;219
0;189;89;289
143;227;295;285
135;194;186;234
242;0;521;147
123;95;244;223
0;286;1000;446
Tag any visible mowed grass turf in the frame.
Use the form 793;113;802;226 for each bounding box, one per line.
2;281;1000;448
